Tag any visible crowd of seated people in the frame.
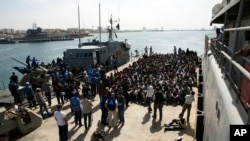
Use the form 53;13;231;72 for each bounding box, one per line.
31;47;198;121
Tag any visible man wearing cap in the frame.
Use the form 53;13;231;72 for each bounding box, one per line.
23;82;36;109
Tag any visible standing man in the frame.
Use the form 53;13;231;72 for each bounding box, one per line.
100;88;110;126
81;93;93;131
70;91;82;126
146;81;154;113
152;86;164;121
90;71;99;99
181;91;195;122
112;57;119;74
23;82;36;109
53;80;64;105
105;92;118;127
10;72;18;83
54;104;68;141
117;91;126;125
42;80;52;107
8;80;21;104
26;55;31;69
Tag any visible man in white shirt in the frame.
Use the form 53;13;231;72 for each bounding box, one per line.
54;104;68;141
181;91;195;121
146;81;154;112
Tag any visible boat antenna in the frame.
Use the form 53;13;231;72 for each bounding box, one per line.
117;0;120;22
108;15;113;41
99;0;101;42
78;0;81;48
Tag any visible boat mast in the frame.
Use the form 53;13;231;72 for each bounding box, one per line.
78;0;81;48
99;1;101;42
108;15;113;41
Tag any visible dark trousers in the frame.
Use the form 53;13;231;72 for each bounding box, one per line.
74;110;82;125
153;103;163;120
83;112;92;129
181;103;192;120
101;109;108;125
45;92;52;106
118;107;125;123
146;97;152;111
13;96;21;104
124;93;130;107
58;124;68;141
56;93;64;104
91;84;97;97
27;96;36;108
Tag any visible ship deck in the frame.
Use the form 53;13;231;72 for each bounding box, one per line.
0;58;198;141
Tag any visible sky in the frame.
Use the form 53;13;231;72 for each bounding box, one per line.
0;0;222;30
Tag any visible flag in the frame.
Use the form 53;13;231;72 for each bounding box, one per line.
116;23;120;30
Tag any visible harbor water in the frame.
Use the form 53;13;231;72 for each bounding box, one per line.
0;30;214;90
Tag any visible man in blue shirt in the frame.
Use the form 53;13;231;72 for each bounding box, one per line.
70;90;82;126
23;82;36;109
105;92;118;127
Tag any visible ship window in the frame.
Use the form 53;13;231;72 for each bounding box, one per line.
84;53;88;57
89;53;92;57
76;53;79;57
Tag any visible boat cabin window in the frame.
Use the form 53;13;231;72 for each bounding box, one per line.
84;53;88;57
89;53;92;57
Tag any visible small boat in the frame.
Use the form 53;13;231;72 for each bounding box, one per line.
0;38;15;44
198;0;250;141
63;3;131;70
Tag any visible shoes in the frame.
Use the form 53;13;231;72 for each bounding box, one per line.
164;124;169;127
164;128;167;133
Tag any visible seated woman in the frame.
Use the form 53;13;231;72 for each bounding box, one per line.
164;113;186;132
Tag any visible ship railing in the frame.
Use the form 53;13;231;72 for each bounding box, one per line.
207;36;250;124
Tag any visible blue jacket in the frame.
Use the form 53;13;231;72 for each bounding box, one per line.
24;85;34;97
71;96;81;112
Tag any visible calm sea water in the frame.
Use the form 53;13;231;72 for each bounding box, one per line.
0;31;214;90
